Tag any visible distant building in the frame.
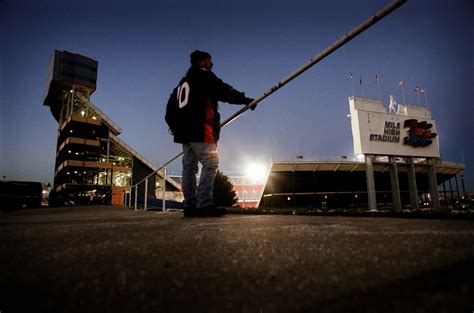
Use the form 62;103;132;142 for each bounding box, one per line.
168;175;264;208
43;50;180;206
229;176;264;208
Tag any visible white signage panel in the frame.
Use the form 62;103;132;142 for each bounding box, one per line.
349;97;441;158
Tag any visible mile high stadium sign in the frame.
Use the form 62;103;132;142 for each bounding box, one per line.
349;97;440;158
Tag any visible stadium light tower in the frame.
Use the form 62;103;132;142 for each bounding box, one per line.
245;163;267;183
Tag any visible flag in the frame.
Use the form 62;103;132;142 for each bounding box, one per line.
296;155;304;159
374;74;379;84
398;80;404;86
346;73;353;80
420;88;425;93
414;87;421;93
359;76;362;85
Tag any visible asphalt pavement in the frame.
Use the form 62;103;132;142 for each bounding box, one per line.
1;205;473;313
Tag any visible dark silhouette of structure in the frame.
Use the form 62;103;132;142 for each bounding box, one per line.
43;50;180;206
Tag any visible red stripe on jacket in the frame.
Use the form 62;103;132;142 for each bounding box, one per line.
204;100;215;143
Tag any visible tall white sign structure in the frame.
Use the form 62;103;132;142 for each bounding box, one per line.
349;96;440;158
349;96;441;210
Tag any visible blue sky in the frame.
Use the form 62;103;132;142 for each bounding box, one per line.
1;0;473;192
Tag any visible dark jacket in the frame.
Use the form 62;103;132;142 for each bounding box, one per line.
166;66;250;144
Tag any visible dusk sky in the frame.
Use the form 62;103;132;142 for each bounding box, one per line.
1;0;473;192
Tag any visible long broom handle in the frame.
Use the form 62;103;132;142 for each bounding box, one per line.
133;0;407;187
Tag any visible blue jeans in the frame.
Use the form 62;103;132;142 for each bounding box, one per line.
182;143;219;208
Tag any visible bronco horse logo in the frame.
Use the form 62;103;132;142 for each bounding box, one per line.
403;119;437;147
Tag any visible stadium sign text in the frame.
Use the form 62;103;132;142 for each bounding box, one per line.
369;121;400;143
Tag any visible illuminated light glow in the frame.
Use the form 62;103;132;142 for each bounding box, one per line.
92;116;97;120
80;110;85;117
245;163;267;182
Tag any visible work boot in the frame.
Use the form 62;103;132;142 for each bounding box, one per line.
202;205;227;217
183;207;207;218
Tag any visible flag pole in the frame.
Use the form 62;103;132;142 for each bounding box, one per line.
347;73;355;96
399;80;406;104
132;0;407;188
422;89;428;107
359;75;365;98
351;76;355;96
375;74;382;101
415;87;422;106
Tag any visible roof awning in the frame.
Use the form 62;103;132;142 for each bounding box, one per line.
271;160;464;175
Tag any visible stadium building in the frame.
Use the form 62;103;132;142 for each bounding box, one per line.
229;176;265;208
259;96;465;210
43;50;180;206
168;175;264;209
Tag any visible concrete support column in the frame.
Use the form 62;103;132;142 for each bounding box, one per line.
67;87;75;117
449;178;454;204
66;90;71;117
389;156;402;211
406;157;419;209
442;181;448;208
291;170;296;209
106;140;110;163
454;175;460;199
162;167;167;212
144;178;148;211
58;105;65;127
85;89;90;117
427;158;440;209
460;174;466;197
365;155;377;210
